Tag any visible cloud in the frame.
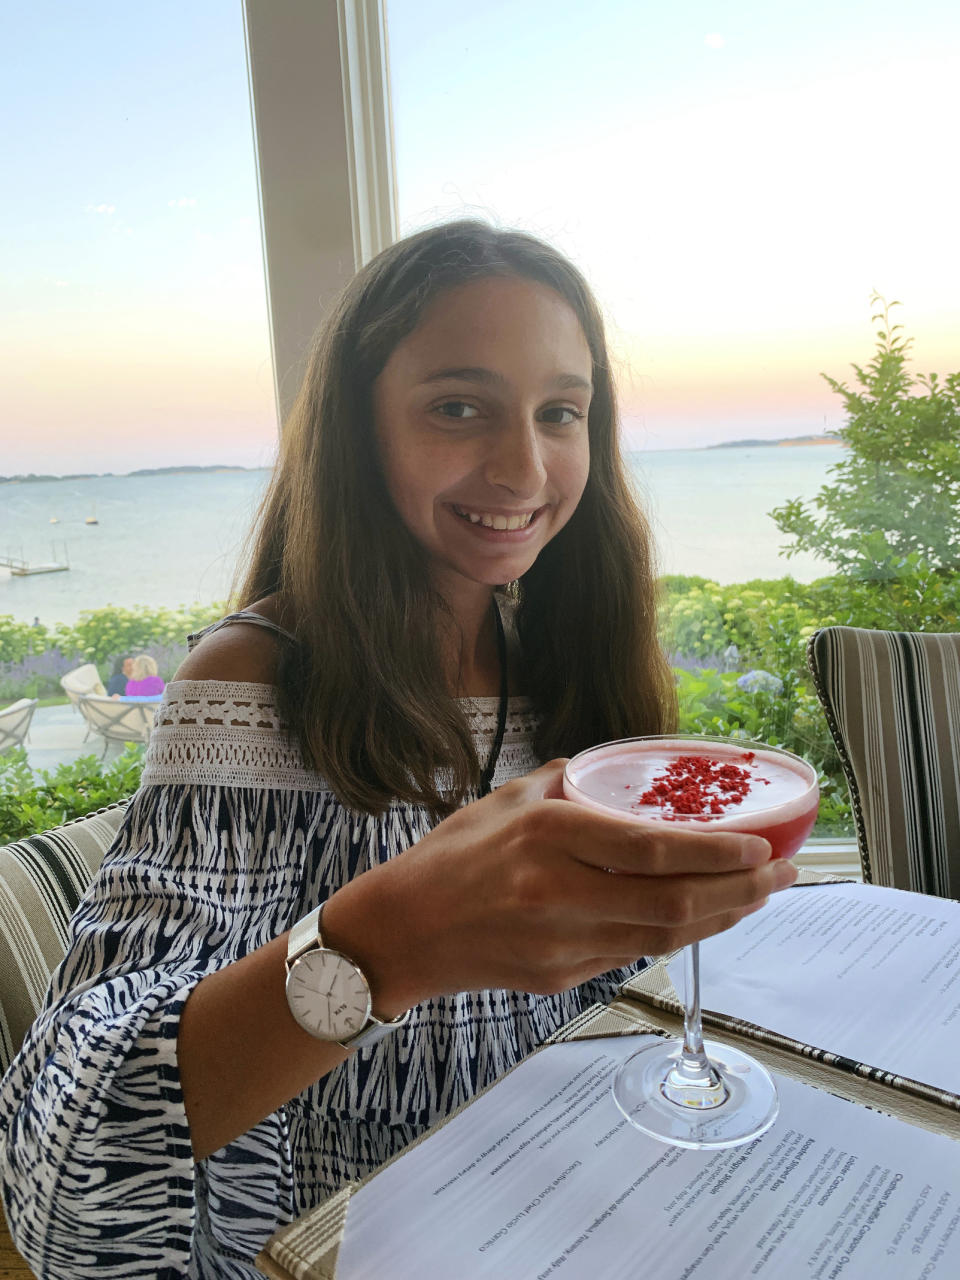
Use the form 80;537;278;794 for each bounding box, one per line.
704;33;725;49
86;203;116;215
168;197;198;208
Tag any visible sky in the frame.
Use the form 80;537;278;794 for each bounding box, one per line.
1;0;958;474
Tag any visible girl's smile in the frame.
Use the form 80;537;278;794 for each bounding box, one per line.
450;503;541;531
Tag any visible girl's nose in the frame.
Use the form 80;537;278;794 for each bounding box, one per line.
485;420;548;497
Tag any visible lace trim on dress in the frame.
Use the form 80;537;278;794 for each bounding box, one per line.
142;681;540;793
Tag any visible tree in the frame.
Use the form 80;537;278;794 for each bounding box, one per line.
771;297;960;578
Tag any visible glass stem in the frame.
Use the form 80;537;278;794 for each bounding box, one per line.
660;942;729;1107
680;942;712;1074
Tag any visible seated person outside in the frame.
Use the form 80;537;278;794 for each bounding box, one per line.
123;653;165;698
107;655;134;697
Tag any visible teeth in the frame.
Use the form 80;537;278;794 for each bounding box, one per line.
454;507;534;531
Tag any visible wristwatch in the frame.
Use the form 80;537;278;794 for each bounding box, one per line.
284;903;410;1049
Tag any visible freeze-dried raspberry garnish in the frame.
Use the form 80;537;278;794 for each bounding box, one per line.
632;752;761;820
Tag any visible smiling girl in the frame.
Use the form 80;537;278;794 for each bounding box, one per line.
0;221;794;1278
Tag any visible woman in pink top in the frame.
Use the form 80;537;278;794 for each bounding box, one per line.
124;652;165;697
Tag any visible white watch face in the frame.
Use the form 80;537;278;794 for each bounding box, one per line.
286;949;373;1041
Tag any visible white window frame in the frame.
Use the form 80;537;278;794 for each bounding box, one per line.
795;839;862;880
242;0;397;425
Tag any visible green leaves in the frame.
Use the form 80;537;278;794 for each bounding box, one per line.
0;617;51;665
772;297;960;576
0;744;144;843
0;602;229;667
48;601;228;668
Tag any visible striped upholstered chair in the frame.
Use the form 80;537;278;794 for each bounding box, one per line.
0;802;128;1075
807;627;960;899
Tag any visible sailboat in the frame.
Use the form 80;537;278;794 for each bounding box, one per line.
85;504;99;526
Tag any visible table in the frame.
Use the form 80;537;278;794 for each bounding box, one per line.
0;1213;34;1279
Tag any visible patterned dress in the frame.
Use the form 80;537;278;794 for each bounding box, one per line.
0;618;638;1278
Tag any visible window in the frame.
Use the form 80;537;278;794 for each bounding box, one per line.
0;2;274;768
384;0;960;842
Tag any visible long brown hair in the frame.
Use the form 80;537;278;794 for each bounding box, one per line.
238;220;675;815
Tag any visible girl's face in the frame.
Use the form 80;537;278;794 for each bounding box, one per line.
373;275;592;604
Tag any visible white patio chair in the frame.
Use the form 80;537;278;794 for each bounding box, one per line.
76;694;158;756
0;698;39;754
60;663;106;709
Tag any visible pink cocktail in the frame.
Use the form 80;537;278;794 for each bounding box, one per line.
564;735;819;1150
564;736;819;859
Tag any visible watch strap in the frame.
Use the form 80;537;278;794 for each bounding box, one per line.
286;903;324;968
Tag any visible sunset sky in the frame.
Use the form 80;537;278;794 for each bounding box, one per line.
2;0;958;474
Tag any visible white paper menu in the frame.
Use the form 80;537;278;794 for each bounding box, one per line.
334;1038;960;1279
674;882;960;1093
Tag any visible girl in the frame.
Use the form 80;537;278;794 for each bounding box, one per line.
0;221;793;1278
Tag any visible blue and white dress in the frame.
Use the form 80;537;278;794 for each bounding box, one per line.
0;620;637;1278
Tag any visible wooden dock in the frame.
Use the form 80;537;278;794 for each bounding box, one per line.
0;548;70;576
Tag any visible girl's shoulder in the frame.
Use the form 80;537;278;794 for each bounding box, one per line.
175;598;295;685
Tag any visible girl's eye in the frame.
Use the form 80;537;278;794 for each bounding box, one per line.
540;406;585;426
435;400;480;420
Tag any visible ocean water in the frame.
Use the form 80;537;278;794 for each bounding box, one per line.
0;470;266;627
631;444;842;585
0;446;844;626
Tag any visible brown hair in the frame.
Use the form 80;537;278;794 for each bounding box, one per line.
238;219;675;815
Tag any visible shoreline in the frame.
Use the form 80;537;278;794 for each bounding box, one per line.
1;466;258;486
1;438;845;484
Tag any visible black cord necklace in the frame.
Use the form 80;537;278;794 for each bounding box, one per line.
478;597;509;798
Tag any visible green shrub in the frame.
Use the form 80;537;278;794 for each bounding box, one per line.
50;602;227;669
0;745;145;843
0;617;51;665
661;571;960;672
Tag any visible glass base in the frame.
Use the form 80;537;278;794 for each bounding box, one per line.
611;1035;779;1150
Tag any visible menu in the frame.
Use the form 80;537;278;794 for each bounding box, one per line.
333;1037;960;1278
677;882;960;1092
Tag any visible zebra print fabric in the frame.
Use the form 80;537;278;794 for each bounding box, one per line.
0;681;637;1278
807;626;960;899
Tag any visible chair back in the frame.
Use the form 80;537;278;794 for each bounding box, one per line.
60;663;106;706
0;699;38;754
807;626;960;898
0;803;128;1075
77;693;157;745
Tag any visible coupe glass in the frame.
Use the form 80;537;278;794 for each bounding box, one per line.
563;734;819;1149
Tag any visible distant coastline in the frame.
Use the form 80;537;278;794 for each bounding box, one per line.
705;434;842;450
2;436;844;484
0;464;257;485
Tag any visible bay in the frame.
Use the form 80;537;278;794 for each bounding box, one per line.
0;446;843;626
631;443;840;585
0;470;266;627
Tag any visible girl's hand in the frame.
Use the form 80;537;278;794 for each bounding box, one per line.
321;760;797;1015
